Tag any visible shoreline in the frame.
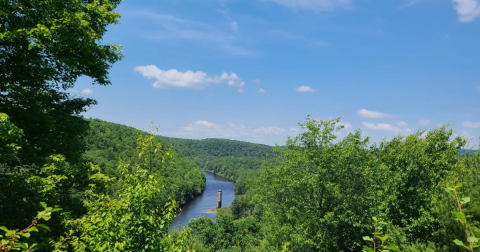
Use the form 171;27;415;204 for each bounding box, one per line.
206;208;216;213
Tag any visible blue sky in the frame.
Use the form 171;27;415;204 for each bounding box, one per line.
76;0;480;147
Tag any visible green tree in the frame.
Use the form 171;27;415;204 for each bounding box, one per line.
253;116;378;251
377;126;466;244
251;116;467;251
0;0;124;242
0;0;123;166
0;113;24;165
65;132;179;251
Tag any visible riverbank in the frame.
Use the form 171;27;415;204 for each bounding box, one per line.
169;170;235;230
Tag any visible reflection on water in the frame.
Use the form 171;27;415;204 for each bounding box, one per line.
169;170;235;230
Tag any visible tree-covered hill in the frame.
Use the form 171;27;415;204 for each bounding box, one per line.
85;119;279;202
203;156;264;181
156;136;278;167
460;149;478;155
84;119;205;206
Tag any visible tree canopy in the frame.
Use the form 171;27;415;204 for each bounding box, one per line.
0;0;123;166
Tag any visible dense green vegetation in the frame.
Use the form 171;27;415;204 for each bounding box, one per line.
157;136;277;167
84;119;205;206
0;1;126;250
180;117;480;251
203;157;264;181
0;1;199;250
2;1;480;251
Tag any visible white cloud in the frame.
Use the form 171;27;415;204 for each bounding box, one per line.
289;127;301;134
454;130;476;141
419;119;431;126
462;121;480;128
399;0;420;9
254;127;286;134
453;0;480;22
238;88;244;93
356;109;391;119
134;65;245;90
139;12;254;56
258;88;266;93
397;121;407;127
362;122;412;134
418;131;428;139
252;79;260;83
269;0;352;12
184;120;218;131
170;120;301;145
295;85;314;92
195;120;217;127
363;122;397;131
340;121;352;129
80;89;93;95
453;130;479;148
231;21;238;32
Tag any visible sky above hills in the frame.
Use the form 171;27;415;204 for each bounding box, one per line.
76;0;480;147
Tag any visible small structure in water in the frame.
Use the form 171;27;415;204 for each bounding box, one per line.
217;189;222;209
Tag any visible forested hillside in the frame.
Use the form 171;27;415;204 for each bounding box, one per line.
157;136;278;167
84;119;205;206
203;157;263;181
84;119;277;198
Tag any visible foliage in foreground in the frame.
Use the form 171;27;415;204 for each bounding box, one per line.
1;113;193;251
1;0;125;247
183;116;480;252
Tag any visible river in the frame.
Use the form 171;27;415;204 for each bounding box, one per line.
169;170;235;230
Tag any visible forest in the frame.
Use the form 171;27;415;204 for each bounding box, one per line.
84;119;206;206
156;136;277;167
1;1;480;251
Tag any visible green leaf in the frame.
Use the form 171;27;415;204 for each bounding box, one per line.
363;246;375;252
37;224;50;231
26;227;38;232
468;236;478;243
30;243;38;251
379;235;389;242
363;236;373;241
455;183;463;189
461;197;471;205
453;211;466;221
17;243;28;249
454;239;470;249
0;226;8;232
387;246;402;251
21;232;31;238
40;202;47;209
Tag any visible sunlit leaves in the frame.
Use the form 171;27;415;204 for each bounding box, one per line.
0;203;58;252
65;132;179;251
